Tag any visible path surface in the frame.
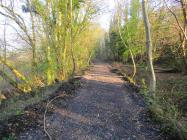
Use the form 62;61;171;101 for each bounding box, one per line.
19;62;164;140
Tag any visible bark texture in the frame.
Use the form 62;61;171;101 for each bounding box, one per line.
142;0;156;93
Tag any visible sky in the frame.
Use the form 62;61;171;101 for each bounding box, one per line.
95;0;116;30
0;1;29;51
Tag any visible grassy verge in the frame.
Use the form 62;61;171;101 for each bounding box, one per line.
0;82;62;121
0;76;82;121
112;62;187;140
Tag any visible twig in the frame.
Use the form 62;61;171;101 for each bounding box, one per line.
163;0;187;40
43;93;66;140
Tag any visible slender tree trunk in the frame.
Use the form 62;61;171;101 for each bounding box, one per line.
181;38;187;73
180;0;187;74
45;1;55;85
61;0;68;79
129;49;136;79
70;0;76;74
27;0;37;70
142;0;156;94
0;70;24;93
3;21;7;70
0;59;28;83
116;7;137;80
118;30;137;79
0;58;31;92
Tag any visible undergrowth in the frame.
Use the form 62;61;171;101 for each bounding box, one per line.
141;77;187;140
113;62;187;140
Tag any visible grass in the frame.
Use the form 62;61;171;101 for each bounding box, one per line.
0;82;62;121
148;76;187;140
112;62;187;140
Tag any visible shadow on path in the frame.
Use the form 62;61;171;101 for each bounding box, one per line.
18;62;165;140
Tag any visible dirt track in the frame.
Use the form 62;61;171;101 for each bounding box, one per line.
17;62;165;140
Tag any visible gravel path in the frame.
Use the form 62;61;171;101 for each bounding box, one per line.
19;62;165;140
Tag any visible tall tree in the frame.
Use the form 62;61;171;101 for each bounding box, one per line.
142;0;156;94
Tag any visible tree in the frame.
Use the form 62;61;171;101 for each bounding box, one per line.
142;0;156;94
0;0;102;94
116;0;140;80
0;0;37;71
164;0;187;74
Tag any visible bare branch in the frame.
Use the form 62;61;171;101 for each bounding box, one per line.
164;0;187;40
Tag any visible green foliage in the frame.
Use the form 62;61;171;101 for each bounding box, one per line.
32;0;102;83
0;0;103;97
106;0;144;63
15;109;24;116
105;0;185;72
73;0;85;9
124;0;139;43
107;30;125;61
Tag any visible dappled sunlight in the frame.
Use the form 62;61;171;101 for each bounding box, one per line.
84;64;124;85
31;62;163;140
84;74;123;85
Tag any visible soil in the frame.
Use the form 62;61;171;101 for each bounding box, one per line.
0;62;167;140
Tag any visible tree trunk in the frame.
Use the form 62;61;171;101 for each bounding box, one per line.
0;58;28;83
181;38;187;74
180;0;187;74
70;0;76;74
45;1;55;85
0;70;24;93
142;0;156;94
27;0;37;71
116;7;137;80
